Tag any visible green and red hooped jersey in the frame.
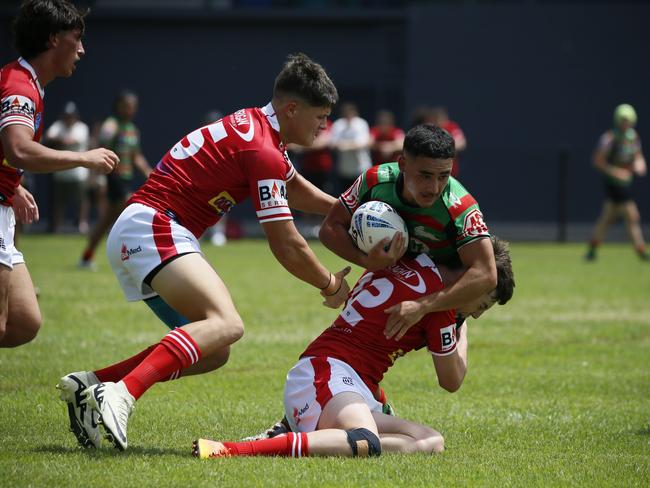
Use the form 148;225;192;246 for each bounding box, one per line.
340;162;490;266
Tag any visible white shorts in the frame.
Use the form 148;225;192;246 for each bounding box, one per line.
283;356;382;433
106;203;201;301
0;205;25;270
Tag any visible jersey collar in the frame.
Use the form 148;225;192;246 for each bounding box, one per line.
17;57;45;99
261;102;280;133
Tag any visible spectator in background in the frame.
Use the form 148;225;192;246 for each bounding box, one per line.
79;90;152;268
585;103;648;261
330;102;371;192
430;106;466;178
288;118;334;237
44;101;89;233
369;109;404;165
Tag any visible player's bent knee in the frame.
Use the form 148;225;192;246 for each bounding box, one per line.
205;314;244;345
345;428;381;457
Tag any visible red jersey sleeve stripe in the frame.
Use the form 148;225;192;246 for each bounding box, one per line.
310;357;334;409
258;214;293;223
152;212;179;262
448;194;478;220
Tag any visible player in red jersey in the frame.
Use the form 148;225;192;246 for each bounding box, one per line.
193;236;514;458
0;1;118;348
58;53;351;451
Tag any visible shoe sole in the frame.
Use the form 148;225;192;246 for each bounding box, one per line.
84;388;127;452
57;378;98;449
192;439;229;459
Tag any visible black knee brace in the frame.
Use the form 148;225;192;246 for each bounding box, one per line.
345;428;381;457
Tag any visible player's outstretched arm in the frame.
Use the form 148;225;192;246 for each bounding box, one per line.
263;219;350;308
286;172;336;215
1;125;119;174
384;238;495;339
431;320;468;393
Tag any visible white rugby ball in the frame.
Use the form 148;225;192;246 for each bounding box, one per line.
349;201;408;254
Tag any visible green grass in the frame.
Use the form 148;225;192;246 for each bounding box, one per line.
1;236;649;487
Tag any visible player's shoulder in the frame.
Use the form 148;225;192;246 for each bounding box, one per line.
442;177;477;205
1;60;36;95
367;162;400;187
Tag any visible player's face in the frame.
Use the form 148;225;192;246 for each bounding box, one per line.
286;101;330;146
117;96;138;120
457;292;497;319
52;29;85;77
398;154;453;208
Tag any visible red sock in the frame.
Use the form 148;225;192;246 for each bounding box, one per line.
222;432;309;458
122;328;201;400
82;248;94;262
94;345;182;383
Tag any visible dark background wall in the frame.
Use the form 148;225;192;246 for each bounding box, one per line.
1;2;648;234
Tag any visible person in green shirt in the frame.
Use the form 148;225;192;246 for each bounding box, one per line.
79;90;152;268
585;103;648;261
320;124;496;340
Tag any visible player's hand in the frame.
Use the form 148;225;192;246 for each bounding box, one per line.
321;266;352;308
384;300;427;340
82;148;120;174
12;185;39;224
364;232;407;271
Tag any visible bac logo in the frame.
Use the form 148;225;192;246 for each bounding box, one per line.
258;179;288;209
0;95;35;120
439;324;456;352
462;209;488;238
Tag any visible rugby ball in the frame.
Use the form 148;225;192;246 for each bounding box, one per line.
349;201;408;254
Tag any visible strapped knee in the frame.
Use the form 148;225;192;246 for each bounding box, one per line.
345;428;381;457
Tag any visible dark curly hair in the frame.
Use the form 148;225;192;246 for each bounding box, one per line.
491;235;515;306
273;53;338;108
13;0;88;60
403;124;455;160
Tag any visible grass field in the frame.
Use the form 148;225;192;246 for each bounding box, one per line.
1;235;649;487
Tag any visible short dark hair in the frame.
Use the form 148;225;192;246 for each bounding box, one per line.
273;53;338;108
491;235;515;306
13;0;88;60
403;124;455;160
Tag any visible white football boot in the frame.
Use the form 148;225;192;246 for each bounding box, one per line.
84;381;135;451
56;371;101;448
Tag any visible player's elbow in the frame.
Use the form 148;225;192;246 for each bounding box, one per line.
439;378;462;393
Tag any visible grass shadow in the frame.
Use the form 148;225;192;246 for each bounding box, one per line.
35;444;189;458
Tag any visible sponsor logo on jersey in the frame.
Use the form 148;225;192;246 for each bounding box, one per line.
388;262;427;293
0;237;5;251
258;179;288;208
293;403;310;426
439;324;456;352
120;243;142;261
461;209;488;238
0;95;35;120
342;377;354;386
229;109;255;142
208;191;235;217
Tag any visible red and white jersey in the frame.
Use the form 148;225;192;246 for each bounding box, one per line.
0;58;45;206
130;103;295;237
302;253;458;393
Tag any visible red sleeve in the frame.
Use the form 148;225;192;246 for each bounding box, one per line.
0;78;37;134
247;146;294;224
423;309;458;356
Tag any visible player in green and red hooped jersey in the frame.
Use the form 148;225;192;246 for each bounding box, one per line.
320;124;497;341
